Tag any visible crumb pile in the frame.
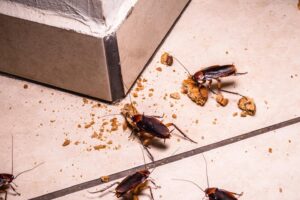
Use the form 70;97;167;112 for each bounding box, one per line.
181;77;208;106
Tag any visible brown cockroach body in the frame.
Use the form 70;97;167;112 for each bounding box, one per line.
205;187;242;200
174;154;243;200
90;170;154;199
192;64;247;94
0;136;43;200
89;149;159;199
115;170;153;198
121;103;197;160
0;174;19;200
173;56;247;96
193;65;237;85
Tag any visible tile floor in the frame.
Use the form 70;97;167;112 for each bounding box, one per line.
1;0;300;199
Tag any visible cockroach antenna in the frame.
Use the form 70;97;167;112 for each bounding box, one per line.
173;56;192;76
202;154;209;188
14;162;44;180
11;135;14;175
172;178;205;193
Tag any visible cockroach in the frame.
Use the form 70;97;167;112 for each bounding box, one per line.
174;154;243;200
0;136;44;200
89;148;159;199
99;102;197;161
173;56;247;96
121;103;197;160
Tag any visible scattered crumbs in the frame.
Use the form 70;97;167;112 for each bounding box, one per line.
84;121;95;128
170;92;181;100
172;114;177;119
100;176;110;183
50;120;56;123
110;118;119;131
38;100;42;104
62;139;71;147
279;188;283;193
216;94;229;107
195;119;199;124
149;88;154;92
77;124;81;128
107;140;113;145
156;67;162;72
133;92;138;98
94;144;106;150
74;141;80;145
23;84;28;89
212;118;217;125
160;52;173;66
240;111;247;117
82;98;89;104
232;112;238;117
268;148;273;153
92;103;102;108
91;131;98;139
148;93;153;97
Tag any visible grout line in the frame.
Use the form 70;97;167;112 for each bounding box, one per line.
30;116;300;200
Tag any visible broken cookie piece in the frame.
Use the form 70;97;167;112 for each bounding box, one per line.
160;52;173;66
216;94;229;107
182;77;208;106
238;96;256;116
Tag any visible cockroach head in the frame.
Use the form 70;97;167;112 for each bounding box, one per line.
192;71;205;84
204;188;216;196
140;169;151;177
1;174;14;183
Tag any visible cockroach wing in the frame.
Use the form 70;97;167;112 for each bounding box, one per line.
137;116;170;138
210;188;238;200
116;172;148;195
202;65;236;79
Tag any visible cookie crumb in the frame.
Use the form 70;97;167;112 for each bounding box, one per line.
62;139;71;147
170;92;181;100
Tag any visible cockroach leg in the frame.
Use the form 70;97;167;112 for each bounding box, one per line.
231;191;243;196
9;185;20;196
216;78;222;90
146;186;155;200
128;130;135;140
149;179;160;189
207;80;213;90
166;123;197;144
88;182;120;194
138;137;154;161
